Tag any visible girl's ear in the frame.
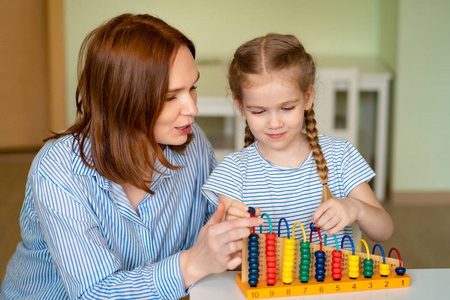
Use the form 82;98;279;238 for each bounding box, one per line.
232;95;245;116
304;85;314;111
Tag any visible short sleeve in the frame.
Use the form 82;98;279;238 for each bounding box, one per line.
201;154;244;207
340;140;376;196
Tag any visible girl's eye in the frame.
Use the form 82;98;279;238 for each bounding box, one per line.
251;110;264;115
282;106;295;111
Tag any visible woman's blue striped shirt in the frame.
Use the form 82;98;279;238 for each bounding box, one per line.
0;123;216;300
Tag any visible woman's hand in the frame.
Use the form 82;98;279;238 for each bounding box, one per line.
218;194;261;221
180;202;263;289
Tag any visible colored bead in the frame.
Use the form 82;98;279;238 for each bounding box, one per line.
247;207;256;215
282;238;295;284
265;232;277;285
348;254;360;279
379;263;390;277
299;241;311;283
331;250;343;280
314;251;326;282
395;267;406;276
248;234;259;287
363;258;374;278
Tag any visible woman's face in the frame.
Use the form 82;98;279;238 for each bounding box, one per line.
154;46;199;145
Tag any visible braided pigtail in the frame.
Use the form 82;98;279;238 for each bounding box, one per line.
244;121;256;148
304;104;328;185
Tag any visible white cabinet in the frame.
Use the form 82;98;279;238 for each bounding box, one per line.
196;57;392;201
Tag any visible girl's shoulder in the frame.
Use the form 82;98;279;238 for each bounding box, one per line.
222;143;260;165
318;134;353;155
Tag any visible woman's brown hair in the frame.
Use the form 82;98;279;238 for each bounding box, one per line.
228;33;328;184
46;13;196;193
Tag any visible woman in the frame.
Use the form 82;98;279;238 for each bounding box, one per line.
0;13;261;299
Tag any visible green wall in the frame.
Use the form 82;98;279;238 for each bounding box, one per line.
65;0;381;122
64;0;450;193
392;0;450;191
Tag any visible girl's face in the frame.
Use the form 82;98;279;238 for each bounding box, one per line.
236;73;313;156
154;46;199;145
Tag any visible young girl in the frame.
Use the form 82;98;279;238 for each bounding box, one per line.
202;33;393;249
1;14;262;299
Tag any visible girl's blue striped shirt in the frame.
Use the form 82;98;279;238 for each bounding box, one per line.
1;123;216;300
202;135;375;250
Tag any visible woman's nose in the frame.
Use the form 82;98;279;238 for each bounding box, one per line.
181;95;198;116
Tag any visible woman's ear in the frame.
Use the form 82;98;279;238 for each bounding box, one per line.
304;85;314;111
233;95;245;116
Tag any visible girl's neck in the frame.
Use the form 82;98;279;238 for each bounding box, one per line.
257;132;311;168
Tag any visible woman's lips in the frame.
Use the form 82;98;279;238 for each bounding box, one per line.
176;124;192;134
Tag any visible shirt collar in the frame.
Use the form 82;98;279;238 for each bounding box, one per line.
71;136;187;189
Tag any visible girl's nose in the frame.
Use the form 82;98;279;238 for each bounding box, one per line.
268;113;283;128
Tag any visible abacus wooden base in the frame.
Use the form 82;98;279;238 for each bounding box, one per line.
236;273;410;299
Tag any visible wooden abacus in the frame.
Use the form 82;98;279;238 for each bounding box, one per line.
238;186;409;299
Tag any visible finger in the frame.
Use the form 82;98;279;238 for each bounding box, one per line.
228;255;243;270
311;201;332;223
326;219;347;236
315;209;337;229
254;207;262;217
320;213;340;231
230;201;249;212
212;216;262;237
227;206;249;218
208;202;226;225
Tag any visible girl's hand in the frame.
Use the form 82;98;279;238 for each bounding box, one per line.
180;202;263;288
311;197;358;236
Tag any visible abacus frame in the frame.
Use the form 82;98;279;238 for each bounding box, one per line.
238;233;410;299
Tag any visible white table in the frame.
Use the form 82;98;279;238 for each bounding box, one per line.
190;269;449;300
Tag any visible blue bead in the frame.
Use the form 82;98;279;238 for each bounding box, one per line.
315;274;325;281
248;207;256;215
315;262;325;269
310;223;317;232
396;267;406;275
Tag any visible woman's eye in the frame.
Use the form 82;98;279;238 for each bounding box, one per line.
190;85;198;91
166;95;176;101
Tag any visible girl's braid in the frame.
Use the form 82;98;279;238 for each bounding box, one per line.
304;104;328;184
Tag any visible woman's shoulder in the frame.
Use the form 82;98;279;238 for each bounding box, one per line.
29;135;84;178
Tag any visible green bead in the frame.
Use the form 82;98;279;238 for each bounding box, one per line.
300;247;311;254
300;242;310;248
364;270;374;277
300;264;310;271
364;265;374;272
299;269;310;276
301;253;311;259
364;259;374;266
299;275;310;282
301;259;311;265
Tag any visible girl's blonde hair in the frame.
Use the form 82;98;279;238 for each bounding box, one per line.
228;33;328;184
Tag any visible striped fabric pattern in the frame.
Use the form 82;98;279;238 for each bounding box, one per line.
0;123;216;300
202;135;375;250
